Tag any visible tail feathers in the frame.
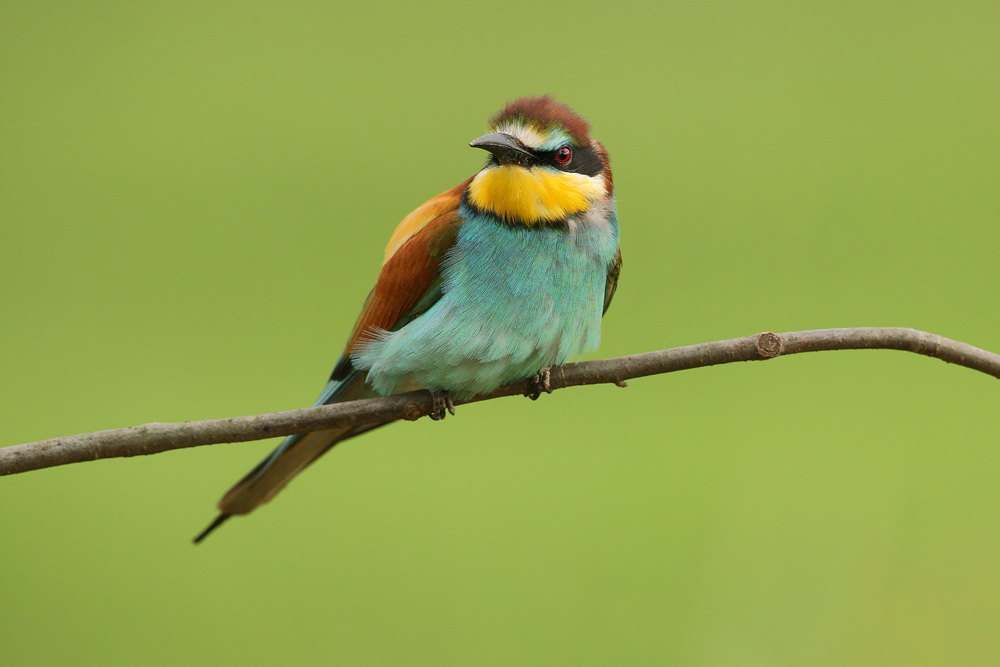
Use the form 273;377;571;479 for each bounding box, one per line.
192;371;377;543
192;427;353;544
218;426;354;515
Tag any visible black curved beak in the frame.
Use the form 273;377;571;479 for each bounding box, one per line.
469;132;535;165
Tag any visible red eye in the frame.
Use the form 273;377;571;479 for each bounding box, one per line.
554;146;572;164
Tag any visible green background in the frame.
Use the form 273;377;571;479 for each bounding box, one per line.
2;2;998;664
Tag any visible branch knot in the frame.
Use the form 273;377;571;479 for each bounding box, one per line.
755;332;784;359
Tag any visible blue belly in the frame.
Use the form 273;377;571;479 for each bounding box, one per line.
354;212;619;398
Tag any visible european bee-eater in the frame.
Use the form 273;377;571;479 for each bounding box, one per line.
195;96;621;542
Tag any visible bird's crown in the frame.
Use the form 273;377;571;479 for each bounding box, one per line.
489;96;592;150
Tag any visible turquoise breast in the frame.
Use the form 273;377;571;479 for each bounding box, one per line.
354;210;619;399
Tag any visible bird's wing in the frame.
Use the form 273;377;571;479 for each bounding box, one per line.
329;178;469;382
196;180;469;541
603;247;622;315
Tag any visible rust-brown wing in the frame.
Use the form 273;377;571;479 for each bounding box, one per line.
329;179;469;382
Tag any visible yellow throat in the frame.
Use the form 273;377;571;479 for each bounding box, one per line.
467;165;605;224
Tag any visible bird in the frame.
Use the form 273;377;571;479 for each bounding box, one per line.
194;96;621;543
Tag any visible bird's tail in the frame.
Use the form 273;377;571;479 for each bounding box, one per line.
194;372;377;543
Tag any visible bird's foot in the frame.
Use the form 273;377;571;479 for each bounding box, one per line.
429;390;455;421
525;367;553;401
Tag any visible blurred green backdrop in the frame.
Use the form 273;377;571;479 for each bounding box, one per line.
2;2;998;665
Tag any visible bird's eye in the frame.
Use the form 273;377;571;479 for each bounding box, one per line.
554;146;572;164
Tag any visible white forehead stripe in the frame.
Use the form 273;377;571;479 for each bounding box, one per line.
493;121;572;151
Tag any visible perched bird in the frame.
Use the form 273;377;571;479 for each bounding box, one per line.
194;96;621;543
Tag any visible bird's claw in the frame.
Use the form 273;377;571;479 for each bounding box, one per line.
525;367;552;401
429;390;455;421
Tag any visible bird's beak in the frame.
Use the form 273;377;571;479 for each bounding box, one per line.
469;132;535;165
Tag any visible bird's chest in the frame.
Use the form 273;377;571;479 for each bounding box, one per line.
443;215;617;345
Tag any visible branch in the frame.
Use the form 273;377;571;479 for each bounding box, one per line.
3;328;998;477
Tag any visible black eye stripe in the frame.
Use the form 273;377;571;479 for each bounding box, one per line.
536;145;602;176
482;142;603;177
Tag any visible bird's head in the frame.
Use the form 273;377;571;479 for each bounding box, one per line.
466;96;612;226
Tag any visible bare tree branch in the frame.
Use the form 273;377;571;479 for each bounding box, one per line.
2;328;997;477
